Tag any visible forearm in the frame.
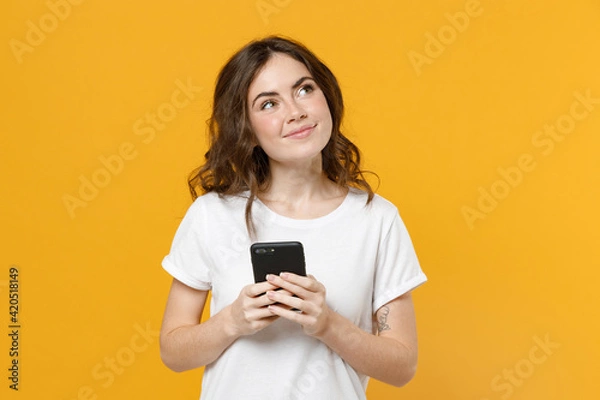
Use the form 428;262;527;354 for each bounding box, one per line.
160;305;238;372
264;273;419;385
316;311;417;386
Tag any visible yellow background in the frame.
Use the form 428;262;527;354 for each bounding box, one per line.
2;0;599;398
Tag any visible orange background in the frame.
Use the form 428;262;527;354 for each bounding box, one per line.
2;0;599;398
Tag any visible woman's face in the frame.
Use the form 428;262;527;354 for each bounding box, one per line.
247;53;333;167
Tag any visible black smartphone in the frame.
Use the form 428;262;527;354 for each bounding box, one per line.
250;241;306;283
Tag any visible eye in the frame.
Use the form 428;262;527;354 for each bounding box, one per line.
260;100;276;110
298;84;314;96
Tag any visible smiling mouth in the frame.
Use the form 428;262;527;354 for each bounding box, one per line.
284;124;317;138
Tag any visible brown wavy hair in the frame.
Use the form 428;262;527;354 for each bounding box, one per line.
188;35;376;235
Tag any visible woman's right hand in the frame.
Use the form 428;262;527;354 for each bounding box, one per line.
226;281;291;337
160;279;291;372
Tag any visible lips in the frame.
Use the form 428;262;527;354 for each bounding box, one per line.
284;124;316;139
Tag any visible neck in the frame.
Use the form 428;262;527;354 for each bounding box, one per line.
259;157;345;206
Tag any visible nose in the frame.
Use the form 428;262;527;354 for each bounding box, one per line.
286;101;307;123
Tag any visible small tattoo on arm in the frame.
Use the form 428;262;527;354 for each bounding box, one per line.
377;306;391;333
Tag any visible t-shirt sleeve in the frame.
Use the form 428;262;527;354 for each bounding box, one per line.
372;210;427;312
161;200;212;291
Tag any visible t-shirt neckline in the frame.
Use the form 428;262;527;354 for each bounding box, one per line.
254;187;362;228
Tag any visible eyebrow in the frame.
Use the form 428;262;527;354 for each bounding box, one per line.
251;76;315;108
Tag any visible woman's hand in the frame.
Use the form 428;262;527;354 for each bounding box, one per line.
264;274;420;386
227;281;292;337
265;273;331;337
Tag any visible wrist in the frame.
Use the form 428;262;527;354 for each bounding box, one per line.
312;308;341;341
314;310;363;349
219;305;243;341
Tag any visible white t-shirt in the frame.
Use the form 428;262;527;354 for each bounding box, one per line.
162;188;427;399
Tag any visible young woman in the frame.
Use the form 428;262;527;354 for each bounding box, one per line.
159;36;427;399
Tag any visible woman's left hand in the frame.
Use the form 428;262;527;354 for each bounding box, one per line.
265;273;331;337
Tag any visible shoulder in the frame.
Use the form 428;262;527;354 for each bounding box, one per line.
347;187;399;216
184;192;249;220
371;193;400;215
190;191;248;208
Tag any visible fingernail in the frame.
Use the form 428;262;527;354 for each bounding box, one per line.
266;274;273;281
280;272;289;279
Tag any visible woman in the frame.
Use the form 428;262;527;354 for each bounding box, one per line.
159;35;427;399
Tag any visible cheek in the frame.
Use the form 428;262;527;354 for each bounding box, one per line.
312;96;333;124
250;115;281;143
